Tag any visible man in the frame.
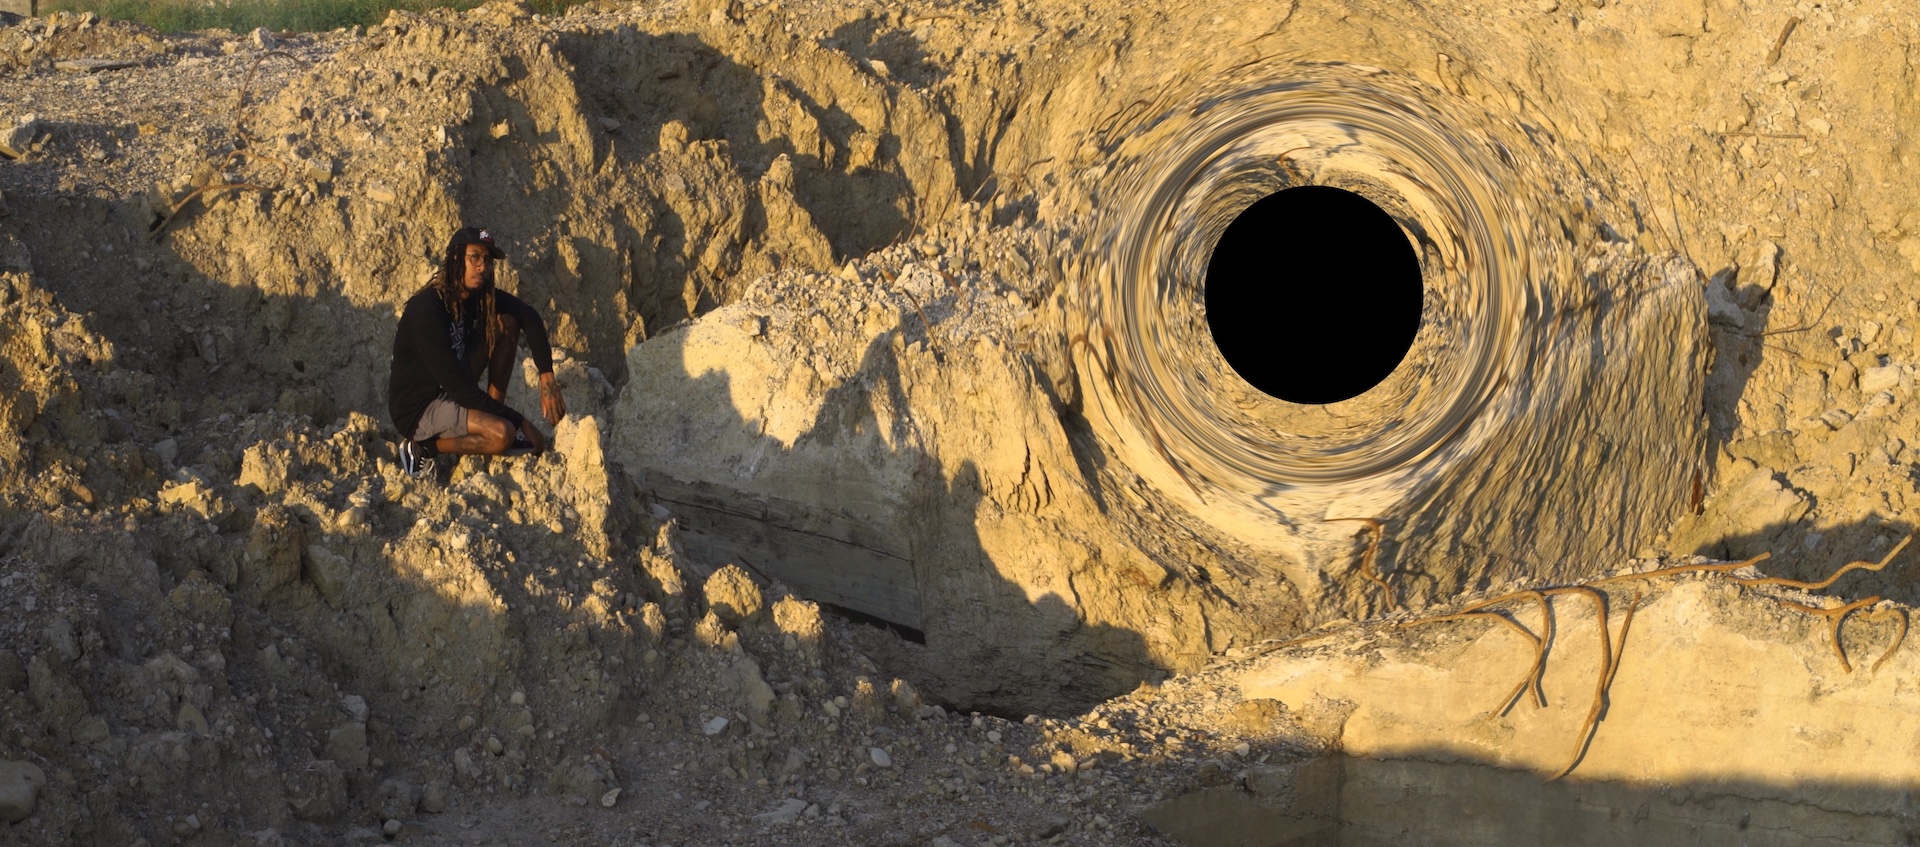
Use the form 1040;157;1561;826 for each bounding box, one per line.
388;226;567;479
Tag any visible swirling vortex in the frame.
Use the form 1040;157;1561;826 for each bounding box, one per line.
1071;63;1575;528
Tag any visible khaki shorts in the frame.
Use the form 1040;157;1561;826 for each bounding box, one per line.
411;394;469;442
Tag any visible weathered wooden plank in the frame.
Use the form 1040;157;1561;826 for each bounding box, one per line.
649;475;922;629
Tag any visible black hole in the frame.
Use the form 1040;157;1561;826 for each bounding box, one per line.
1205;185;1423;404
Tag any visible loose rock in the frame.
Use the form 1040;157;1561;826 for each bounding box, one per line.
0;760;45;824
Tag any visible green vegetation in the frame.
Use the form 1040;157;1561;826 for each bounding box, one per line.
40;0;588;33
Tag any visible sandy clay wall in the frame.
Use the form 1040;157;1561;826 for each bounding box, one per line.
1;0;1919;843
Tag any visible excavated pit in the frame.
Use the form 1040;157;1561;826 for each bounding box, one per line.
1142;578;1920;846
3;0;1920;844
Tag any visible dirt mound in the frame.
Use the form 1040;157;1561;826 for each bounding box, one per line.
1;0;1918;843
0;12;173;77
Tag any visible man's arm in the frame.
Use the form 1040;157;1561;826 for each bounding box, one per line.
496;291;567;424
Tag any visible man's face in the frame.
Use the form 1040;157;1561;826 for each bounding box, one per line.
462;245;492;291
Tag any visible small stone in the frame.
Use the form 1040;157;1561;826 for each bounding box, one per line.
1861;365;1902;394
550;755;617;805
822;700;841;718
178;702;211;736
329;722;370;768
1705;276;1747;328
0;760;46;824
1864;391;1898;413
1534;0;1559;10
753;797;808;824
341;694;369;723
250;27;275;49
1234;742;1252;757
489;120;512;139
870;747;893;768
781;747;808;775
421;781;450;814
53;58;138;73
383;819;402;836
702;716;730;736
1862;320;1884;345
598;117;621;133
1820;408;1854;429
510;691;527;706
376;778;419;820
44;618;79;661
453;749;481;780
484;736;504;755
1;115;45;159
890;679;923;713
987;730;1003;743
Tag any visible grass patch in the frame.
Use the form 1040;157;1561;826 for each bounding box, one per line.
40;0;587;33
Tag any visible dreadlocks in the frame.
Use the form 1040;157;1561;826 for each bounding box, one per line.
428;240;501;363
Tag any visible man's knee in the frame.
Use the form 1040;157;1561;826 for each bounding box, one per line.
472;413;513;453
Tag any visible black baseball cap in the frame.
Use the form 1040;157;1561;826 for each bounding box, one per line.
448;226;506;259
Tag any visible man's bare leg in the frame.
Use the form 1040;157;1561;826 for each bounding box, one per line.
434;409;513;455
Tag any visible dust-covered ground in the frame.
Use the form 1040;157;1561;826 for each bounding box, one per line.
3;0;1920;844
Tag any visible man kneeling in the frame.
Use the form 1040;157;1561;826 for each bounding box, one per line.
387;226;567;478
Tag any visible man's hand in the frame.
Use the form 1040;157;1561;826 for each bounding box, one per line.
539;371;567;425
517;417;547;453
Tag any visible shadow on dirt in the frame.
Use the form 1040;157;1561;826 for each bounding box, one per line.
1693;516;1920;606
1145;752;1920;847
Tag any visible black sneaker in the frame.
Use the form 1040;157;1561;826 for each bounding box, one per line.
504;431;540;456
398;439;435;479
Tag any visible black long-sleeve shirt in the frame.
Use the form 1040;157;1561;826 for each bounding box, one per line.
388;286;554;440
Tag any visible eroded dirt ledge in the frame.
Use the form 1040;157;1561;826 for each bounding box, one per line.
2;0;1919;844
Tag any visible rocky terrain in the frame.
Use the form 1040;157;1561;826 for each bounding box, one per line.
3;0;1920;844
